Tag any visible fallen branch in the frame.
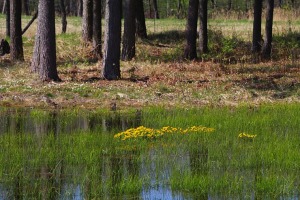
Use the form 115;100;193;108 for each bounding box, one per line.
22;11;38;35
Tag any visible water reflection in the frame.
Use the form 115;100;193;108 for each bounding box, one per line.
0;108;144;199
141;147;192;200
0;108;142;135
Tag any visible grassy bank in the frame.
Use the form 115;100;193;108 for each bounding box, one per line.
0;15;299;109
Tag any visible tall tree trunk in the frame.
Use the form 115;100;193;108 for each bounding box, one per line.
184;0;199;60
278;0;283;8
10;0;24;61
252;0;263;53
227;0;232;10
199;0;208;54
31;0;60;81
122;0;136;61
262;0;274;60
166;0;170;17
93;0;102;59
82;0;93;42
290;0;295;8
60;0;67;33
22;0;30;15
2;0;6;14
6;0;10;37
177;0;183;19
77;0;83;16
152;0;159;19
211;0;216;9
102;0;122;80
136;0;147;39
148;0;152;18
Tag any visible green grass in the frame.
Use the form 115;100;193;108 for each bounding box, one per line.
0;104;299;198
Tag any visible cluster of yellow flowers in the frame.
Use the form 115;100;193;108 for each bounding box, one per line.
238;132;257;139
114;125;215;141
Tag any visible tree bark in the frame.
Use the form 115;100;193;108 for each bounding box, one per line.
177;0;183;19
82;0;93;42
10;0;24;61
148;0;152;18
102;0;122;80
31;0;60;81
184;0;199;60
211;0;216;9
227;0;232;10
93;0;102;59
199;0;208;54
136;0;147;39
262;0;274;60
152;0;159;19
77;0;83;16
2;0;6;14
252;0;263;53
60;0;67;33
6;0;10;37
22;0;30;15
122;0;136;61
278;0;283;8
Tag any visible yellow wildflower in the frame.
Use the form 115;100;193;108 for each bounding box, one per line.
238;132;257;139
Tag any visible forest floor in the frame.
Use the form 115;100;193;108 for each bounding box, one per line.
0;16;299;110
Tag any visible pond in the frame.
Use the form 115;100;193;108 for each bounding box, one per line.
0;104;300;199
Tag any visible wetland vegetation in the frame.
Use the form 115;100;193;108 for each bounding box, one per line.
0;104;299;199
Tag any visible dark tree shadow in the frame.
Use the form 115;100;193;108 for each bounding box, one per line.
235;74;299;99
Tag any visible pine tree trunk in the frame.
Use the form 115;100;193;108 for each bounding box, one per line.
93;0;102;59
2;0;6;14
211;0;216;9
6;0;10;37
227;0;232;10
136;0;147;39
102;0;122;80
153;0;159;19
252;0;263;53
31;27;40;73
31;0;60;81
148;0;152;18
77;0;83;16
199;0;208;54
262;0;274;60
82;0;93;42
10;0;24;61
279;0;283;8
22;0;30;15
60;0;67;33
122;0;136;61
177;0;183;19
184;0;199;60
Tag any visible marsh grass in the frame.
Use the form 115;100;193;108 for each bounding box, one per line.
2;104;299;198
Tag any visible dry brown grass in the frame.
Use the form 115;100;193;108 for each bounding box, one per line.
0;53;299;110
